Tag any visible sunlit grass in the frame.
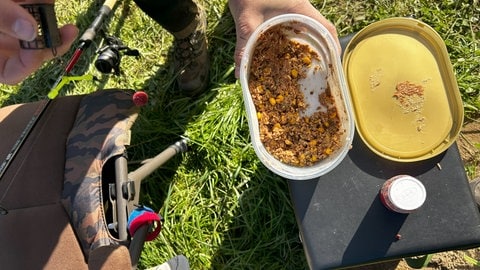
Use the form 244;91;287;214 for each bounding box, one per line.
0;0;478;269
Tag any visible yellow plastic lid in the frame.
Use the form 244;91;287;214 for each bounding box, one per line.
343;17;463;162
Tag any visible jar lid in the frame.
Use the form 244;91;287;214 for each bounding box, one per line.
388;175;426;212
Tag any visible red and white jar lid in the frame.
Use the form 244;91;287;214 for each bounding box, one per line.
380;175;427;214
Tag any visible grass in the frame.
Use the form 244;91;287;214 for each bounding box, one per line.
0;0;479;269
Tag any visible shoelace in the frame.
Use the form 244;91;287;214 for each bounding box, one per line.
174;29;206;67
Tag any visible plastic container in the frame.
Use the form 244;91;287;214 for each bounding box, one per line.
380;175;427;214
240;14;354;180
343;17;464;162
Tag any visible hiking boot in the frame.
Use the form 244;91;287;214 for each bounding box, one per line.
172;6;209;97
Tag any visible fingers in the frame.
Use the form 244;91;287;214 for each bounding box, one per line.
1;50;43;85
229;0;342;78
233;16;263;78
0;24;78;85
233;45;244;79
295;8;341;53
0;1;78;85
43;24;79;61
0;0;37;41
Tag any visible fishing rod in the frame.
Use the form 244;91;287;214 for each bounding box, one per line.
49;0;120;98
0;0;120;181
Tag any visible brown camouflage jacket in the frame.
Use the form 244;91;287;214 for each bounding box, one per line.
61;89;139;259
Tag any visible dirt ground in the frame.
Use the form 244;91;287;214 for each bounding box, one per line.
458;119;480;182
353;118;480;270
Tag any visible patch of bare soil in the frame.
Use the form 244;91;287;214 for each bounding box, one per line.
351;118;480;270
458;119;480;181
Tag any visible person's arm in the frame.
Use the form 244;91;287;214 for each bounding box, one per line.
0;0;78;85
228;0;339;78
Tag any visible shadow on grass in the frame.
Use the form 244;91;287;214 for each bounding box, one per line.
190;4;309;269
128;2;310;268
211;170;309;269
127;19;219;213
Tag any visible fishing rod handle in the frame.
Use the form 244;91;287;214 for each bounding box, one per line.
79;0;118;43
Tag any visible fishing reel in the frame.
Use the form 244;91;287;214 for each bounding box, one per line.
95;35;140;75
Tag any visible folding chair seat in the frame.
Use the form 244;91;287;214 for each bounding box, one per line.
0;90;142;269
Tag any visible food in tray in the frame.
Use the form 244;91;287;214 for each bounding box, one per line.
247;25;343;167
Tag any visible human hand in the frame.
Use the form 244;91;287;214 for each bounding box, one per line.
0;0;78;85
228;0;340;78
